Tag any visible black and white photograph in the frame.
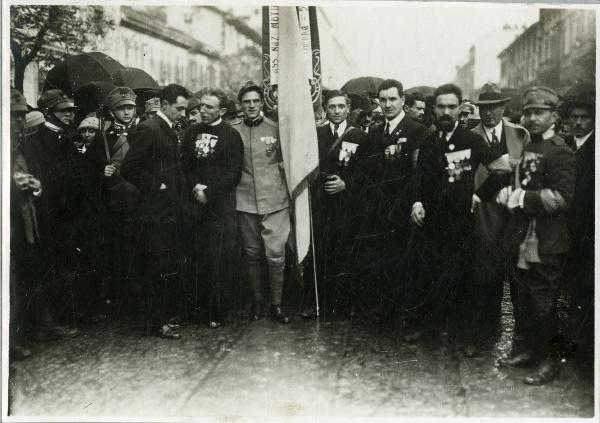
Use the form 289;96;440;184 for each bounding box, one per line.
3;0;598;421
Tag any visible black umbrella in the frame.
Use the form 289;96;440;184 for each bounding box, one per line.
405;86;436;97
112;67;159;91
43;52;124;94
341;76;384;96
72;81;117;124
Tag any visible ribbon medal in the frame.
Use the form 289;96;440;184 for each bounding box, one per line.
520;151;544;187
195;133;219;158
340;141;359;166
444;149;472;183
261;136;278;155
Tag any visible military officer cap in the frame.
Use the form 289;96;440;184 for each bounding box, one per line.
238;80;263;102
145;97;161;113
38;89;77;113
11;88;29;112
522;86;559;111
105;86;136;110
187;95;200;112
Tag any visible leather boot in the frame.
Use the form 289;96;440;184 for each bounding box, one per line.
270;305;291;324
524;359;559;385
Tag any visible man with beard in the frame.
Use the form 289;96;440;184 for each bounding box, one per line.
463;83;530;357
121;84;189;339
233;81;291;323
562;89;595;362
301;90;368;318
496;86;575;385
23;89;83;340
405;83;488;342
180;87;244;328
358;79;427;320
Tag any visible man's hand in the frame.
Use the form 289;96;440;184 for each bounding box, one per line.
13;172;31;191
28;177;41;192
193;183;208;204
411;202;425;226
324;175;346;195
496;186;512;206
159;183;167;191
470;194;482;213
104;165;117;177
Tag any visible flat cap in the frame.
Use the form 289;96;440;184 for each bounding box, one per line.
522;86;559;111
38;89;77;112
238;80;262;102
145;97;161;113
106;86;136;110
11;88;29;112
78;116;100;131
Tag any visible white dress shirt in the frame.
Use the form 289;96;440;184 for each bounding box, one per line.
329;119;347;138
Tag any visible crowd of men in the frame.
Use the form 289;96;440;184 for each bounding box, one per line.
9;74;594;387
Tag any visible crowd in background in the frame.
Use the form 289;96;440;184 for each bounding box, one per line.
9;74;594;387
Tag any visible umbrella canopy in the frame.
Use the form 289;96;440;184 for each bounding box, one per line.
44;52;124;94
113;67;159;91
341;76;384;96
73;81;117;117
405;86;436;97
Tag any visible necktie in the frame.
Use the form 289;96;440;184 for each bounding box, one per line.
440;131;448;143
491;128;500;144
333;123;339;139
384;122;390;138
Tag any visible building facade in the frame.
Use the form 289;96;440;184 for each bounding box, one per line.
498;8;596;92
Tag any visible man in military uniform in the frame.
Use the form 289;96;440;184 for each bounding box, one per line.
301;90;368;318
180;87;244;328
85;87;141;315
121;84;190;339
144;97;160;121
233;81;291;323
563;89;595;361
405;83;488;342
497;86;575;385
23;89;83;339
463;83;530;357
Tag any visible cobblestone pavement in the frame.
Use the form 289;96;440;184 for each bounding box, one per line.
7;299;595;420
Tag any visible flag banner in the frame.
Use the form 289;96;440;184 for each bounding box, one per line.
275;6;320;263
262;6;322;115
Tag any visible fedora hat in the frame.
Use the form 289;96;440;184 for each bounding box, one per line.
476;83;510;106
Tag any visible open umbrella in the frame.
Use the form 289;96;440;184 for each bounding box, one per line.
341;76;384;96
44;52;124;94
112;67;159;91
73;81;117;116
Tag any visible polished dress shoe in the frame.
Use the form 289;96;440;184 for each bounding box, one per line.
158;324;181;340
498;351;535;368
524;360;559;385
300;307;318;319
33;325;80;341
402;327;427;343
208;320;222;329
250;302;264;321
270;305;291;324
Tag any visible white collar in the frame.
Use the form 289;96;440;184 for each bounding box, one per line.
484;120;503;141
439;121;459;141
329;119;347;135
208;118;223;126
156;110;173;128
44;121;62;132
385;111;405;133
542;127;555;140
575;130;594;149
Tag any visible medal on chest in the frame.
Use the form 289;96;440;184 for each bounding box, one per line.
384;127;407;160
444;148;472;183
339;141;359;166
195;133;218;158
520;151;544;187
260;136;278;156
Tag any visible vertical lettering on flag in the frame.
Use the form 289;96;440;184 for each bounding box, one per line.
277;6;320;263
297;7;313;81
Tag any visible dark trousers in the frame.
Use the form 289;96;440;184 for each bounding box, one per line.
564;252;594;352
141;222;182;330
510;254;565;360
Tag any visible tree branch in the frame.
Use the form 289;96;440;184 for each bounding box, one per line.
23;6;58;64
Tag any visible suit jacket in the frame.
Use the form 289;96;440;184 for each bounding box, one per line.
566;131;594;259
313;122;368;239
360;114;427;235
407;124;487;242
180;120;244;219
471;119;529;245
121;114;185;224
510;134;575;255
